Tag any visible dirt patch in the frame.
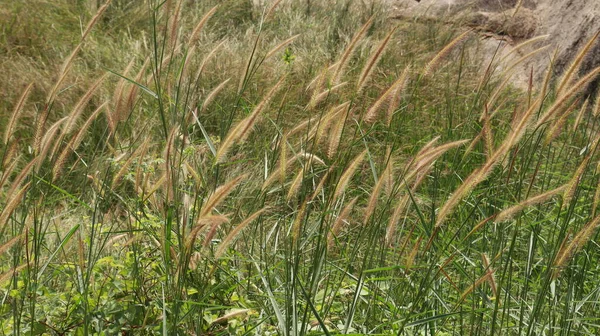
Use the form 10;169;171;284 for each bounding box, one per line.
389;0;600;94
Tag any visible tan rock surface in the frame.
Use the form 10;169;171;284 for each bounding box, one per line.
390;0;600;93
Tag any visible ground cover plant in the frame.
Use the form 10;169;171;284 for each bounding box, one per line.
1;0;600;334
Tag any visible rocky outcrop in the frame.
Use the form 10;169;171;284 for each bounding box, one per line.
391;0;600;94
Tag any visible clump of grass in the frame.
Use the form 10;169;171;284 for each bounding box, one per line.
2;0;600;335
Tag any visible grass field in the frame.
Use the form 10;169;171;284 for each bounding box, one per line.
1;0;600;334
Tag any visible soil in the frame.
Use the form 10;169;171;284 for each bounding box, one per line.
389;0;600;94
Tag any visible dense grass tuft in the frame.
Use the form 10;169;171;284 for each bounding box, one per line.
1;0;600;334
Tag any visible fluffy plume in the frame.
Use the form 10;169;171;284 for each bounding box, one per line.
356;27;397;92
216;77;285;163
4;83;33;145
555;31;600;97
331;16;374;84
422;30;471;77
333;150;367;201
495;185;567;223
215;207;268;258
187;5;219;46
200;174;246;217
328;197;358;248
554;214;600;278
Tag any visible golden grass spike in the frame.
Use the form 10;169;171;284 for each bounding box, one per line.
556;31;600;97
484;76;513;116
386;65;411;126
0;234;23;256
82;0;111;40
499;35;549;65
363;163;391;225
312;102;349;146
265;34;300;60
0;263;29;286
285;115;318;139
535;67;600;128
134;139;152;192
200;78;231;114
307;82;348;110
422;29;471;77
200;174;246;217
103;105;116;136
2;139;19;170
385;194;409;245
112;137;151;189
481;253;497;297
163;126;180;203
408;139;470;180
356;27;397;93
457;272;491;306
328;113;346;159
4;83;33;145
215;207;268;258
262;151;325;190
112;59;136;123
44;1;110;107
142;173;166;202
37;117;68;171
181;46;197;82
512;0;524;17
333;150;367;201
121;58;150;123
185;215;229;249
63;74;108;136
6;157;37;200
216;77;285;163
306;62;335;93
287;168;304;201
291;200;307;245
435;165;493;229
553;214;600;278
168;0;183;48
415;136;441;160
279;135;287;184
210;309;251;326
364;76;403;124
328;197;358;248
405;237;422;270
45;44;82;106
386;156;439;244
594;87;600;117
71;102;107;149
332;16;374;84
594;180;600;217
52;143;72;181
187;5;218;46
53;103;107;181
0;156;20;191
544;98;580;145
384;149;395;197
265;0;283;21
538;49;558;103
495;185;567;223
482;111;494;158
193;40;225;85
500;45;551;80
0;182;30;232
563;156;591;206
465;215;497;239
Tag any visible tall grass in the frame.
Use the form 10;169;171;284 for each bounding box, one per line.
1;0;600;334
